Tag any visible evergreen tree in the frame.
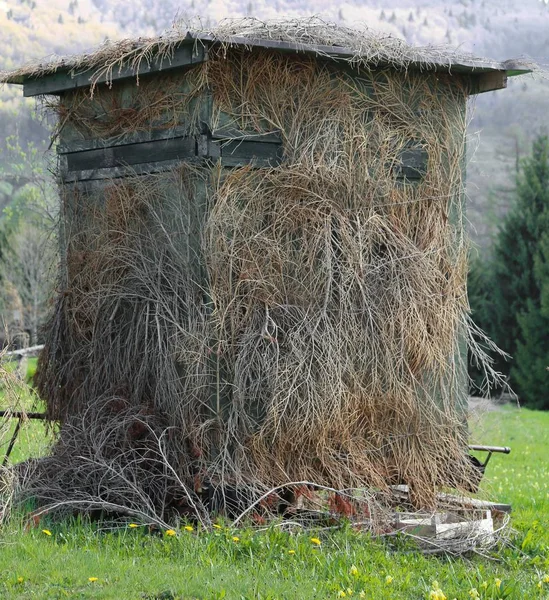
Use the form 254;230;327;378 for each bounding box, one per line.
485;135;549;408
513;167;549;408
488;209;532;374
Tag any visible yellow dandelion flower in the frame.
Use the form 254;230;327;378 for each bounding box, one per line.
350;565;359;577
385;575;393;585
337;591;346;598
165;529;176;537
429;580;446;600
232;536;240;542
346;588;353;595
128;523;138;528
213;524;223;530
17;577;23;584
88;577;98;582
288;550;296;555
184;525;194;532
310;537;321;545
543;575;549;584
41;529;52;536
495;579;502;589
481;581;488;589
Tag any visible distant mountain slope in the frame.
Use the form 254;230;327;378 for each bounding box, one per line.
0;1;113;67
89;0;549;61
1;0;548;246
0;0;119;184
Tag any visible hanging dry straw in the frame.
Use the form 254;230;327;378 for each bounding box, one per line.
2;18;509;525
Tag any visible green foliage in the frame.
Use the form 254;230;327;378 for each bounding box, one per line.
489;209;532;373
514;299;549;407
513;192;549;406
471;135;549;408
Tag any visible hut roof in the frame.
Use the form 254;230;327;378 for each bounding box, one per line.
0;17;533;96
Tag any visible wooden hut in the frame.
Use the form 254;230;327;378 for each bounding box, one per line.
1;19;530;516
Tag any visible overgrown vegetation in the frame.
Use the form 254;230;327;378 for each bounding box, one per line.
0;8;547;599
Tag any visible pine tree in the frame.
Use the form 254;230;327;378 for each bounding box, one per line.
488;210;532;374
514;297;549;408
487;135;549;408
513;167;549;408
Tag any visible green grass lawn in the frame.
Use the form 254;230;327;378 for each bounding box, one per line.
0;378;548;599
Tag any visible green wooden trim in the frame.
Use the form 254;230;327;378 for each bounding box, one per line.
57;125;196;154
58;126;282;154
65;137;197;171
22;43;208;97
60;133;283;182
171;33;534;78
59;130;424;183
475;71;507;94
466;71;507;95
6;28;531;90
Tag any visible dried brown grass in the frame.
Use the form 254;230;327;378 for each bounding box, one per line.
22;46;504;522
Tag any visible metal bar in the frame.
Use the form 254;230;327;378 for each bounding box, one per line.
481;452;493;469
0;411;47;420
2;417;22;466
3;344;44;358
468;445;511;454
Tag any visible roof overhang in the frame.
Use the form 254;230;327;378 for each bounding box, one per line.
2;30;533;97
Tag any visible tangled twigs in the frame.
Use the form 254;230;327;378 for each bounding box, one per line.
11;20;508;523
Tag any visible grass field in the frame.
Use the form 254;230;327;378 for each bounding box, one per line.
1;371;548;599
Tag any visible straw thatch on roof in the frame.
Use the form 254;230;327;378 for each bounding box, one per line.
1;16;533;88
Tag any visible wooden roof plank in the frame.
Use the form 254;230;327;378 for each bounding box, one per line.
23;43;207;97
